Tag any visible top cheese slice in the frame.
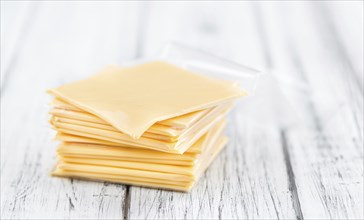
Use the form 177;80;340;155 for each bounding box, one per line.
48;61;246;138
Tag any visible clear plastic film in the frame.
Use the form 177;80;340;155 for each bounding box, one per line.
122;42;299;129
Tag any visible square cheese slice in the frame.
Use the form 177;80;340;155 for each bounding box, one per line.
52;120;227;191
48;61;245;138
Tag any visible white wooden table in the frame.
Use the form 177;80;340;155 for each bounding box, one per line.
1;1;363;219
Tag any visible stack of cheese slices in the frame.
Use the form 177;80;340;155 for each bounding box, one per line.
49;61;246;191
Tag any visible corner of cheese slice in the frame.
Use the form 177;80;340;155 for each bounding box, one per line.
48;61;246;139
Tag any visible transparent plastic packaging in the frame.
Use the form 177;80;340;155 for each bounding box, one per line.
122;42;299;129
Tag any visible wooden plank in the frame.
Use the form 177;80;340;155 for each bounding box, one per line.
321;1;363;90
1;1;141;219
2;1;362;219
141;2;267;69
129;113;297;219
0;1;38;88
127;2;296;219
259;1;363;219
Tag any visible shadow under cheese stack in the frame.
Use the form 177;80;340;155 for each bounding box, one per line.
48;61;246;191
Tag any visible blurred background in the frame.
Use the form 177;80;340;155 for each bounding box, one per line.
2;1;363;124
1;1;363;219
2;0;363;146
2;1;362;79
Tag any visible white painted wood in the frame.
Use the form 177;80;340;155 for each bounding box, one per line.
1;2;141;219
259;1;363;219
1;1;363;219
128;112;297;219
127;2;296;219
323;1;364;87
0;1;35;88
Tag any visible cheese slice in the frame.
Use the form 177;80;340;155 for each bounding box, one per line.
53;136;227;191
53;169;194;191
54;133;201;154
55;124;225;176
53;125;227;192
48;61;245;138
56;120;225;164
50;110;182;137
50;103;228;142
58;155;195;166
51;98;210;129
50;105;230;154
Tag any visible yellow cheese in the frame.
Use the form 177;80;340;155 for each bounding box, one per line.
51;98;211;129
50;105;230;154
50;101;229;142
56;120;225;163
49;110;183;137
53;169;193;191
57;133;225;177
57;162;194;181
52;136;227;192
59;157;195;175
54;133;201;154
58;155;195;166
50;103;226;142
57;143;198;161
51;117;177;142
48;61;242;191
48;61;245;139
54;123;225;178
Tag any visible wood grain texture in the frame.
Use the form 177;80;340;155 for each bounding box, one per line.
258;1;363;219
1;1;140;219
127;2;296;219
1;1;363;219
128;111;296;219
